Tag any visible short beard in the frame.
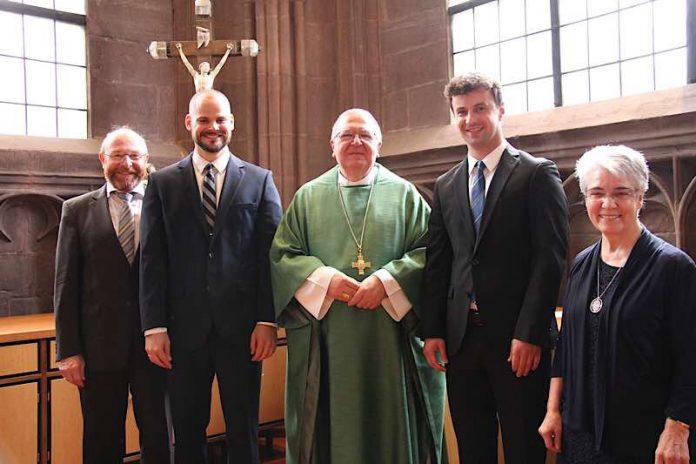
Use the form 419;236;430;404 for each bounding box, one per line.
194;134;228;154
106;170;144;192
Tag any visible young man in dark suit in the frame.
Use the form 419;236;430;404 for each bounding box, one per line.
423;72;569;463
54;127;171;464
140;90;282;464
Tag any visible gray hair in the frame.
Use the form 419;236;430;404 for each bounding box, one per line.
330;108;382;143
575;145;649;194
99;126;148;155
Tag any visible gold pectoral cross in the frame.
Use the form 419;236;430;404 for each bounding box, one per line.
352;252;371;276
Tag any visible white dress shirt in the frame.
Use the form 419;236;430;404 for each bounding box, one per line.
192;150;230;203
467;140;507;197
294;166;413;322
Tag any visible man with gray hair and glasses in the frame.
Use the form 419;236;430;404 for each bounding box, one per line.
54;127;170;464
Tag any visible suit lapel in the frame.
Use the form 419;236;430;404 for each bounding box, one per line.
474;147;519;250
453;160;477;240
177;154;210;239
211;154;245;242
91;186;132;267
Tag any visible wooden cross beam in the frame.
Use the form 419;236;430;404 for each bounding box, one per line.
147;39;259;62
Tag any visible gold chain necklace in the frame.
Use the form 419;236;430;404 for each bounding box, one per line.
336;166;379;275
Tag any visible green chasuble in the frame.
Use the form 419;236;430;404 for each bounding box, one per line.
270;164;447;464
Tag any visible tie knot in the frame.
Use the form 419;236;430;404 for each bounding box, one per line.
115;191;132;203
204;163;216;175
476;160;486;174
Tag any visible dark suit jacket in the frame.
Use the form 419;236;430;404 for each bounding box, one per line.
423;145;569;355
139;153;282;351
54;186;142;371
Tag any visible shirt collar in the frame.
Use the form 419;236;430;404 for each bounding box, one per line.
192;149;230;175
338;166;376;186
106;181;145;198
467;140;507;175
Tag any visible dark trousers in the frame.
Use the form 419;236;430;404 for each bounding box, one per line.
169;332;262;464
79;348;171;464
447;321;550;464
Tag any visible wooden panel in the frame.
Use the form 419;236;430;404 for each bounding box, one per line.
206;345;287;436
444;399;458;464
207;377;225;436
125;394;139;454
444;399;556;464
0;382;38;464
50;340;57;369
0;343;37;376
0;314;55;344
51;378;83;464
259;345;286;424
51;378;141;462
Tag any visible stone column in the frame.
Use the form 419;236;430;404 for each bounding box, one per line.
255;0;306;205
335;0;382;112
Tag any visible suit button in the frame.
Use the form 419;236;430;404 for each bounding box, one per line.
209;252;213;259
471;259;479;266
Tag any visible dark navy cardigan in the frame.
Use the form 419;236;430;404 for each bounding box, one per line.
553;228;696;459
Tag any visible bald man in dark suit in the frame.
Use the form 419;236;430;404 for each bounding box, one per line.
140;90;282;464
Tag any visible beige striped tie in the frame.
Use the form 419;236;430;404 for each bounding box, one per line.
115;192;135;264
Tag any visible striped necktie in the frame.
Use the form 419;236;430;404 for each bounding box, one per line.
202;163;217;234
115;192;135;264
470;160;486;235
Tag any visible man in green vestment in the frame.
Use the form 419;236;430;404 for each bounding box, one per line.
270;109;447;464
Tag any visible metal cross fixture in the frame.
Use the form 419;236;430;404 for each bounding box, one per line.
147;0;260;91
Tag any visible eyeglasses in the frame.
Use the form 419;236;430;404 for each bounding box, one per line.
585;188;638;203
105;152;147;162
334;131;377;144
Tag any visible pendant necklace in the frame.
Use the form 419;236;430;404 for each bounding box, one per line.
589;260;622;314
337;166;378;276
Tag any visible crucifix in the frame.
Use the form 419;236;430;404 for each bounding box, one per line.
147;0;260;92
352;252;371;276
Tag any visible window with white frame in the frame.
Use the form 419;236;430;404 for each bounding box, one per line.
0;0;87;138
449;0;693;115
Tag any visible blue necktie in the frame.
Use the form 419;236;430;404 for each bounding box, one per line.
470;160;486;235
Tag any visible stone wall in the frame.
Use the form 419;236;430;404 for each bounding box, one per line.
379;86;696;302
0;137;182;317
0;0;182;316
1;0;696;318
88;0;176;142
186;0;452;204
380;0;451;133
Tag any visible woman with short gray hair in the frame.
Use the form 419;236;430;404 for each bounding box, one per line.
575;145;649;195
539;145;696;463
